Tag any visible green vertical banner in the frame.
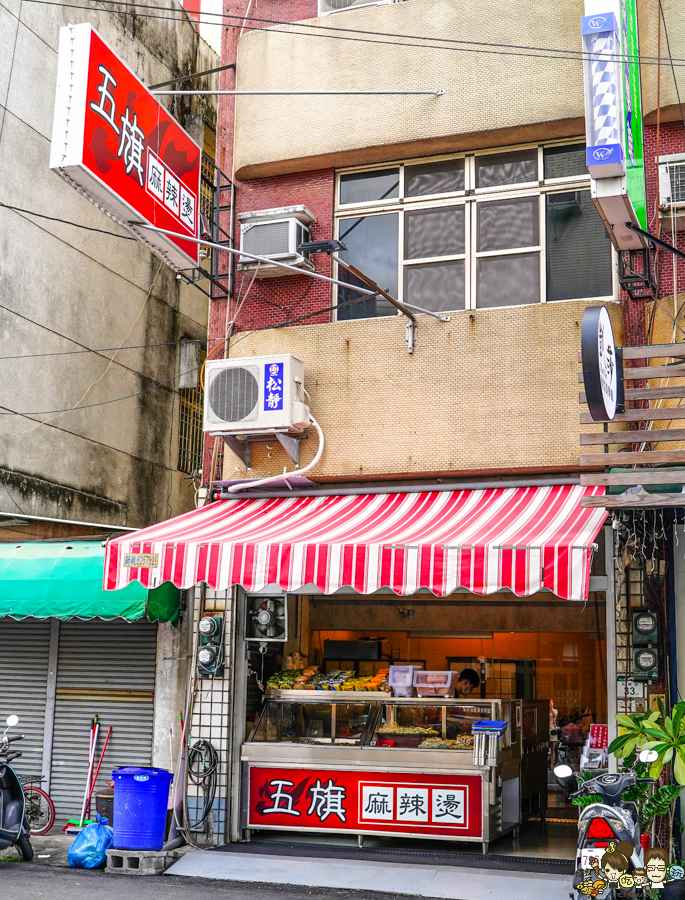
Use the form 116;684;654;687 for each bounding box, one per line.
620;0;647;230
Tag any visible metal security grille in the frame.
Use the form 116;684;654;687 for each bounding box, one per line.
0;619;51;779
178;386;204;475
669;162;685;205
201;155;216;220
49;620;158;820
207;366;259;423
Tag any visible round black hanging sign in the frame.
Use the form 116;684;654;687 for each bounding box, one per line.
581;306;622;421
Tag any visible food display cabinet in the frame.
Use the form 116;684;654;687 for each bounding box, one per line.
241;692;525;852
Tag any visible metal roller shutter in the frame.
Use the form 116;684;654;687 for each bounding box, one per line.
0;618;51;779
49;620;158;820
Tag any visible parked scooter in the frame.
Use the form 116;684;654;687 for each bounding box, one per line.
555;751;655;900
0;715;34;861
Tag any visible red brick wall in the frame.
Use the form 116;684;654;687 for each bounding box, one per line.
644;121;685;300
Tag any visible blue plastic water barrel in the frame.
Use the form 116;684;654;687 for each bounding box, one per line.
112;767;173;851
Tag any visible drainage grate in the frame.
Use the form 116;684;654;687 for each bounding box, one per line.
214;840;575;875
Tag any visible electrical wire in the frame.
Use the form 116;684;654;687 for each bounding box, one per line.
0;201;136;239
9;262;163;436
0;340;203;362
0;361;200;418
658;0;685;132
17;0;685;67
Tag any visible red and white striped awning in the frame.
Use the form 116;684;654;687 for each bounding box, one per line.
104;485;606;601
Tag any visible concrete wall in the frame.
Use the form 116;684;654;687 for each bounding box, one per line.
0;1;217;527
639;0;685;124
232;0;587;179
224;299;624;481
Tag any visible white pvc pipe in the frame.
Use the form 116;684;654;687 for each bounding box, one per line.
79;722;98;828
227;416;324;493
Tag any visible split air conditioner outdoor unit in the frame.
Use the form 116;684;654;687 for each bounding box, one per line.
318;0;394;14
658;154;685;232
238;205;315;278
203;354;310;434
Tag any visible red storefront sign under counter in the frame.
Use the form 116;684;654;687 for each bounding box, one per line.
248;767;483;838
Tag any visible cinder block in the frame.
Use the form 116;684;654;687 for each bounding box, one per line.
105;848;183;876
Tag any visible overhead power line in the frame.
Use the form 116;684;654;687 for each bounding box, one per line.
18;0;685;67
0;201;136;239
0;340;203;362
149;61;235;89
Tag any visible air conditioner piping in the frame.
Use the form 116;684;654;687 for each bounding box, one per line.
227;415;324;493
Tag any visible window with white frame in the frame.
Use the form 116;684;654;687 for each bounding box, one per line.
334;143;614;318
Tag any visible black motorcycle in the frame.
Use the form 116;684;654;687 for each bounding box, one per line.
0;715;34;861
555;758;654;899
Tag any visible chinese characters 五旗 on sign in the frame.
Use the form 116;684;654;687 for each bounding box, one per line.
248;767;481;838
50;23;201;269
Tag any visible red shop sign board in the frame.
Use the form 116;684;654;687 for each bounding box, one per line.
50;23;201;269
248;767;483;838
589;724;609;750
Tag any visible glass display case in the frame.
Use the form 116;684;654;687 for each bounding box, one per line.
250;694;378;745
249;692;520;753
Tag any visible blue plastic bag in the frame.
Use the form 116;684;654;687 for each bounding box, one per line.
68;815;113;868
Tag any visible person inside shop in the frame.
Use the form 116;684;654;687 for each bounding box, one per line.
455;668;480;696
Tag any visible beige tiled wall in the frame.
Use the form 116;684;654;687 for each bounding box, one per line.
222;300;624;481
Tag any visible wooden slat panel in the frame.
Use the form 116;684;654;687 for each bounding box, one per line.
622;343;685;360
580;449;685;466
577;344;685;363
581;470;685;486
580;428;685;446
582;493;685;508
580;385;685;403
580;406;685;424
578;364;685;383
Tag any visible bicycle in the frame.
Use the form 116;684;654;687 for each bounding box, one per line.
19;775;55;836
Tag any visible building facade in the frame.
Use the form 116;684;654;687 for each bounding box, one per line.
0;0;218;820
162;0;685;856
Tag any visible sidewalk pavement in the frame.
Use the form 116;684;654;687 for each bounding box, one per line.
166;849;572;900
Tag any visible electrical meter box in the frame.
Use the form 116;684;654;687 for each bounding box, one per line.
633;647;659;681
632;610;658;645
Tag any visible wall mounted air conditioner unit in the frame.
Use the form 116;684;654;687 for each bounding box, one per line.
238;205;316;278
203;354;310;434
658;154;685;232
318;0;394;15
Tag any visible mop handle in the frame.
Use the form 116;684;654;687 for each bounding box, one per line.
79;722;99;828
86;725;112;815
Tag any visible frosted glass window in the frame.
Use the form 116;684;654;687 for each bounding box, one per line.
404;261;465;312
476;149;537;188
477;197;539;252
404;206;465;259
405;159;465;197
476;254;540;308
339;169;399;205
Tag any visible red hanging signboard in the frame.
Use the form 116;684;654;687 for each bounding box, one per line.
247;766;483;838
49;23;201;269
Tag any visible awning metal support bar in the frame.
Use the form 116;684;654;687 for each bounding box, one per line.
152;89;447;97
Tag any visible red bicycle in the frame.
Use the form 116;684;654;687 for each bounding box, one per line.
19;775;55;835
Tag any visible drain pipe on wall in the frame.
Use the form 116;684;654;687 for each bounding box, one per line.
226;416;325;493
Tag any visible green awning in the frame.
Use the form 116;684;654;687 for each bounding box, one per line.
0;542;179;624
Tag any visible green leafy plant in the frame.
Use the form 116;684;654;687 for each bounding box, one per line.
608;700;685;862
571;769;602;807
